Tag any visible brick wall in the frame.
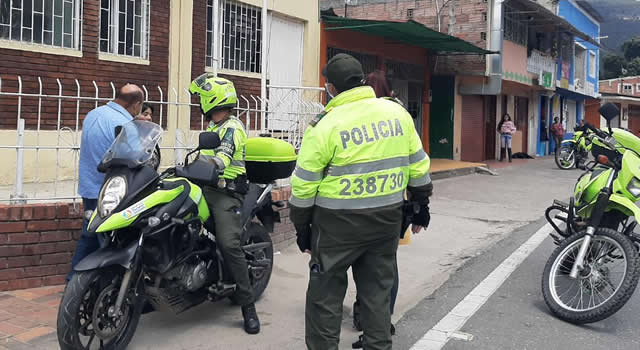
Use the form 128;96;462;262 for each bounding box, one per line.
0;203;83;291
0;0;171;130
600;77;640;97
0;189;295;292
191;0;262;130
330;0;488;75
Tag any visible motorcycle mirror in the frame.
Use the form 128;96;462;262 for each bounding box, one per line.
599;103;619;123
198;132;221;150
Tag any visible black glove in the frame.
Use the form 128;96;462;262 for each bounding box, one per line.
295;224;312;253
411;205;431;228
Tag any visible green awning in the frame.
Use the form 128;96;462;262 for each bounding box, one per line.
322;16;494;55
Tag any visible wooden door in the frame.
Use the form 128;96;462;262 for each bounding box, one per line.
461;95;485;162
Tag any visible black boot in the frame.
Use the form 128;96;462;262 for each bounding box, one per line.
241;303;260;334
352;324;396;349
500;148;506;162
507;148;512;163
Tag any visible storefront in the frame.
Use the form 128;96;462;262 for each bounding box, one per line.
320;14;492;155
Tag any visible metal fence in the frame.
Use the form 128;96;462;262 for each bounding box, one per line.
0;75;324;203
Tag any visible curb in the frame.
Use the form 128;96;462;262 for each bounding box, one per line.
431;166;493;180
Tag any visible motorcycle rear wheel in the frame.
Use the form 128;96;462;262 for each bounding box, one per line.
57;268;143;350
542;228;640;324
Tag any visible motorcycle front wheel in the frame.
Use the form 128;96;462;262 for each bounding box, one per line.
542;228;640;324
57;267;143;350
555;144;576;170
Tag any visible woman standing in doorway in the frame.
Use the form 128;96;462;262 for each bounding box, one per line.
497;114;516;162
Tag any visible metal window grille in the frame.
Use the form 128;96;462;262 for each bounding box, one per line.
327;47;377;75
0;0;82;49
481;32;487;41
207;0;262;73
504;5;528;46
406;8;413;19
99;0;150;59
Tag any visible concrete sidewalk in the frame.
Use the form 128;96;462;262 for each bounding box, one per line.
2;157;578;349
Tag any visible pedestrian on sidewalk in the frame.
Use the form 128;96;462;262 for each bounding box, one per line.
290;53;432;350
67;84;145;282
350;69;404;349
551;117;565;154
497;113;516;162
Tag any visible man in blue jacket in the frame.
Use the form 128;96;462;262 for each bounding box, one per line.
66;84;144;281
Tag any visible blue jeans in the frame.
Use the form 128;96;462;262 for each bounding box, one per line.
500;134;513;148
66;198;102;281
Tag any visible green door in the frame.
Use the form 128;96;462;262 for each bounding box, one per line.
429;76;455;159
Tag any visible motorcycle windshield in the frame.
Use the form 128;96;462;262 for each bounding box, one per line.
101;120;163;169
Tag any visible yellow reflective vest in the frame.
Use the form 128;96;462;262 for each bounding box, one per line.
290;86;431;210
200;116;247;180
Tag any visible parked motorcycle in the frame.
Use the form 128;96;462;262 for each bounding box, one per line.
555;128;592;170
542;103;640;324
57;120;296;349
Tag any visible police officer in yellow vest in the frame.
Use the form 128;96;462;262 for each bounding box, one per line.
189;73;260;335
290;54;432;350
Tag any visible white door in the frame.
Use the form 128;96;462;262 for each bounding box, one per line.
565;99;577;132
267;15;304;131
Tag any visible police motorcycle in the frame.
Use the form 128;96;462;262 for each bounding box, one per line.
57;120;296;350
542;103;640;324
555;127;593;170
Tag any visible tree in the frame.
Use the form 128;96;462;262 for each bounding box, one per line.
601;54;626;79
627;57;640;76
622;37;640;61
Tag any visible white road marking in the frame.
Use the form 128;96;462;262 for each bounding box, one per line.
410;222;554;350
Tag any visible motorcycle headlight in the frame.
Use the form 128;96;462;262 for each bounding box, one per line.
627;177;640;198
99;176;127;217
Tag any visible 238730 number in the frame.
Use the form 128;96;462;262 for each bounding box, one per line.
339;171;404;196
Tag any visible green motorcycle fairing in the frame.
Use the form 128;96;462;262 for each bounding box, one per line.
562;131;591;152
89;177;211;233
162;177;211;223
575;151;640;221
574;167;612;207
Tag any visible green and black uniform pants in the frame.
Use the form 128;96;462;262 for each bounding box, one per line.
305;205;401;350
203;186;254;306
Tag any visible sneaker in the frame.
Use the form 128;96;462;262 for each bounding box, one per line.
241;303;260;334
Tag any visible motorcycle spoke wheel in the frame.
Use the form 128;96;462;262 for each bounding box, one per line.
550;236;627;312
555;146;575;169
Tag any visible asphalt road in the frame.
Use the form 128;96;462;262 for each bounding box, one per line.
395;219;640;350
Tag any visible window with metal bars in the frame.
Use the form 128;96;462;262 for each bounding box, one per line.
206;0;262;74
327;47;376;75
99;0;150;59
0;0;82;49
504;5;528;46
